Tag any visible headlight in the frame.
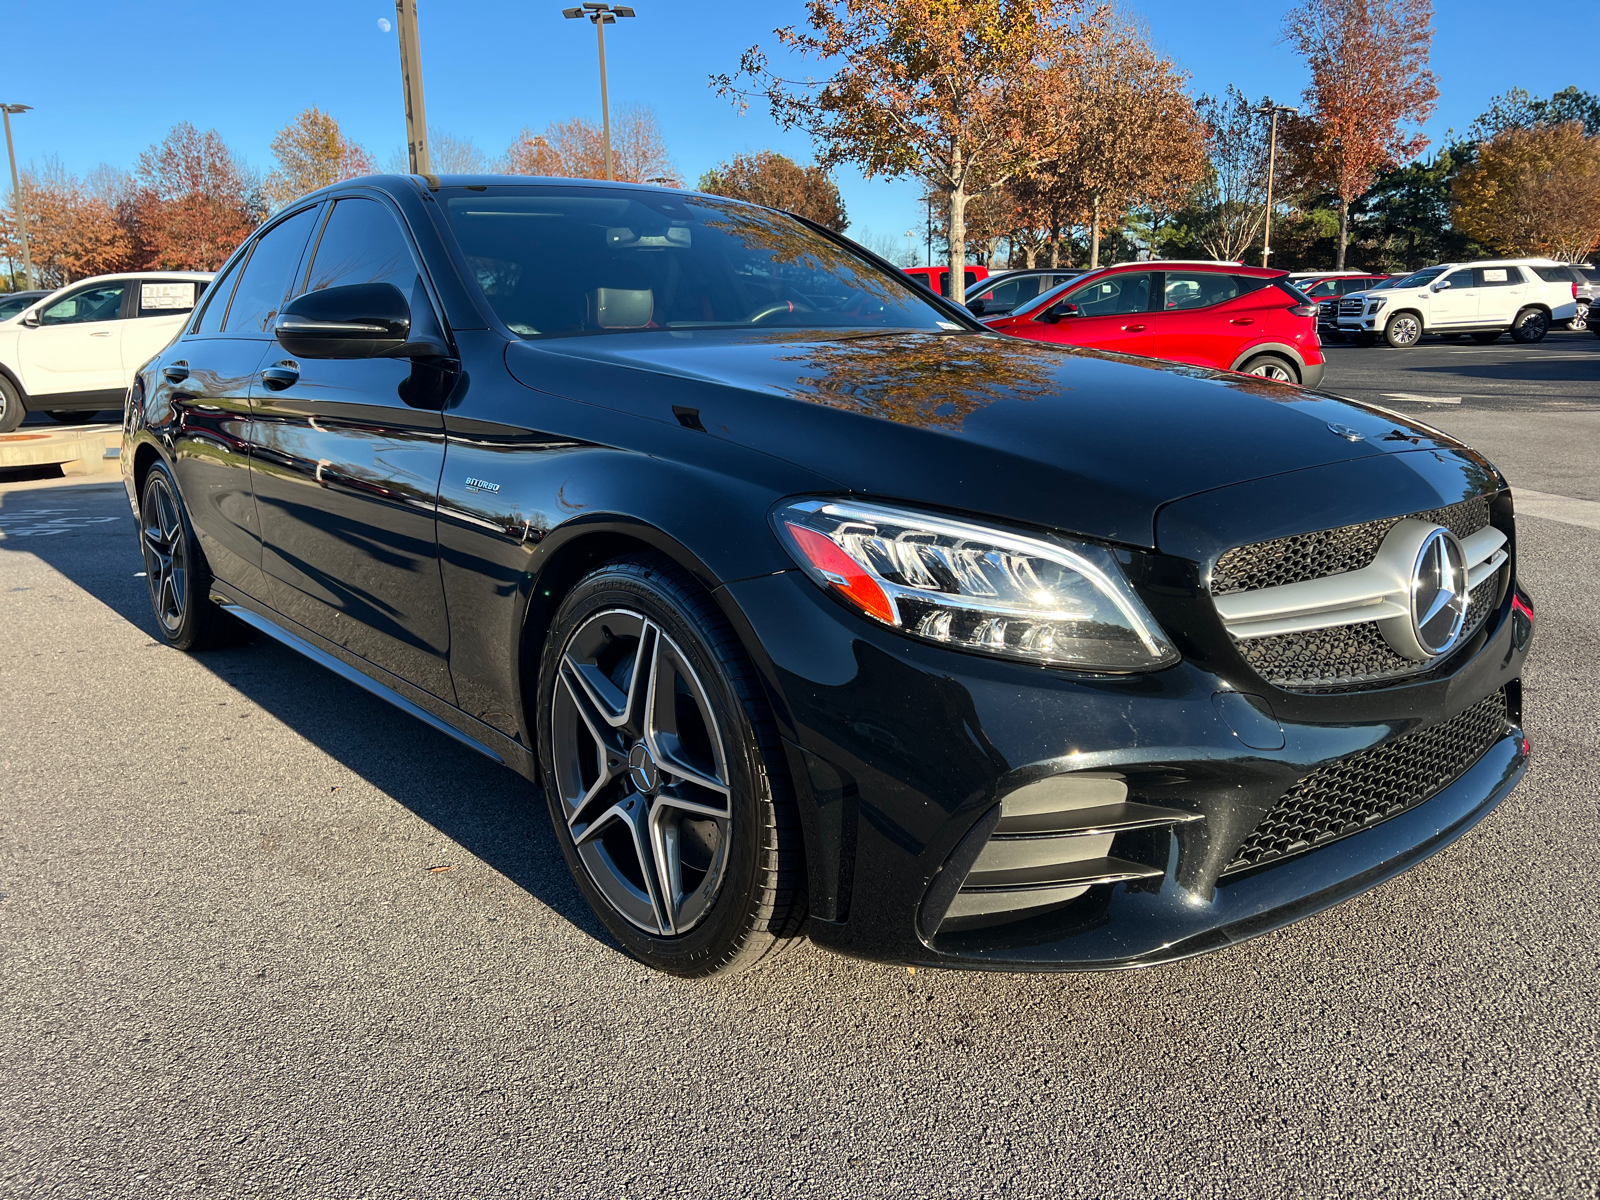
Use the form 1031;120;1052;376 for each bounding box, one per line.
1368;298;1387;313
773;498;1179;672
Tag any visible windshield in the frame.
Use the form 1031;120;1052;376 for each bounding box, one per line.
441;186;968;339
1397;267;1447;288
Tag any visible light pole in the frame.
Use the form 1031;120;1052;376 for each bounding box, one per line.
2;104;34;290
562;3;635;182
1257;100;1298;269
394;0;431;174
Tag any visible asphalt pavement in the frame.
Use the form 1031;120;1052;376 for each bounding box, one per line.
1;335;1597;1198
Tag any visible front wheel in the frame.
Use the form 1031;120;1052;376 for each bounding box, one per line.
1509;307;1548;344
1239;354;1299;383
0;376;24;433
537;553;807;977
139;462;246;652
1384;312;1423;348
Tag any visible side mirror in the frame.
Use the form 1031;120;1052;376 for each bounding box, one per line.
1037;300;1077;323
966;298;987;315
1432;280;1451;292
274;283;446;359
21;312;39;327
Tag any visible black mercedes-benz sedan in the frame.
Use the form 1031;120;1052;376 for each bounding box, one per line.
122;175;1532;977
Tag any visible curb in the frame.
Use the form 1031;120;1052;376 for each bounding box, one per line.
0;424;121;476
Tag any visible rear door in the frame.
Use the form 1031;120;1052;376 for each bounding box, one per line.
1151;271;1274;368
121;278;205;374
247;194;456;700
1476;265;1524;323
1028;270;1155;356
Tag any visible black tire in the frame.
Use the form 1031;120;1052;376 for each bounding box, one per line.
1238;354;1299;383
138;461;247;652
0;375;23;434
536;552;806;977
1509;307;1548;344
1383;311;1423;348
1471;331;1502;344
46;410;100;424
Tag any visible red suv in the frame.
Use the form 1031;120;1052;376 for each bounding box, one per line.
903;264;989;297
981;261;1324;388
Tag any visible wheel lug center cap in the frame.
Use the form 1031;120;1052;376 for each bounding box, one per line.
627;742;661;795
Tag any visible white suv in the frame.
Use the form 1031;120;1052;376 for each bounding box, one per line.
1336;258;1578;348
0;271;213;432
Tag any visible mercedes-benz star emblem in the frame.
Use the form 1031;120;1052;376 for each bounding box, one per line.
627;742;662;795
1327;422;1365;441
1410;527;1469;656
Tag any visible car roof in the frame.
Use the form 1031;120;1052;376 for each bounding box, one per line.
1096;260;1283;278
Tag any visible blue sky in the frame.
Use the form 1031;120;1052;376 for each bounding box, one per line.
8;0;1598;257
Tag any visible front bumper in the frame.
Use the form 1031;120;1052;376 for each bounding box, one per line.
719;545;1527;971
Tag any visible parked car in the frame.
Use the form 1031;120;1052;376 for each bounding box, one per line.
963;268;1083;317
1336;259;1578;347
981;260;1325;386
1288;272;1394;341
1544;262;1594;331
125;175;1529;978
0;290;50;323
903;263;988;296
0;271;213;431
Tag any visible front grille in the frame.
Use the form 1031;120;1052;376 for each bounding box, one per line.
1213;497;1491;595
1213;496;1500;691
1339;297;1365;314
1224;688;1510;874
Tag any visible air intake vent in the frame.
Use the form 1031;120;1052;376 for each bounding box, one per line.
930;774;1199;933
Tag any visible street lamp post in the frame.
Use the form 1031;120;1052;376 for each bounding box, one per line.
562;3;636;182
1256;100;1298;269
395;0;431;175
2;104;34;290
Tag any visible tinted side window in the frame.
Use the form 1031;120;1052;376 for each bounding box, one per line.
194;255;245;335
1441;269;1474;289
1066;272;1151;315
305;198;419;294
1233;275;1272;295
39;282;128;325
1530;265;1570;284
225;206;321;334
1163;271;1240;310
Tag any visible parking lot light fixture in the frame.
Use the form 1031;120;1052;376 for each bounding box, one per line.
1256;100;1298;270
2;103;34;290
563;3;636;182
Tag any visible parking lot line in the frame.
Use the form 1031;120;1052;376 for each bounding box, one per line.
1510;488;1600;531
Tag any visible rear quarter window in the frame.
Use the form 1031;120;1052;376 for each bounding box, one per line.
1531;265;1573;284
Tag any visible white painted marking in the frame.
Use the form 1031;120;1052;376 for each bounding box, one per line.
1383;393;1463;404
1511;489;1600;533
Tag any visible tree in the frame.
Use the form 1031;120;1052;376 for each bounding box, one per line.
698;150;847;231
714;0;1103;295
1358;144;1484;268
1045;10;1208;266
130;123;260;271
1469;86;1600;141
386;132;492;175
1453;123;1600;262
1193;88;1271;263
503;106;679;185
1281;0;1439;269
264;108;374;209
0;160;132;288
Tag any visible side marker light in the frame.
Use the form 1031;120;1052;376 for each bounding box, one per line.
784;523;896;625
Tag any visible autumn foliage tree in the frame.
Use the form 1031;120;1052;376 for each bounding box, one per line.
1193;88;1272;263
0;162;132;288
1453;123;1600;262
1281;0;1439;268
503;106;679;184
715;0;1103;293
264;107;374;209
131;123;261;271
698;151;847;231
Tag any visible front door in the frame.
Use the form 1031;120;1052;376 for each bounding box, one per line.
1030;271;1155;357
15;280;130;398
248;195;455;701
1428;268;1479;327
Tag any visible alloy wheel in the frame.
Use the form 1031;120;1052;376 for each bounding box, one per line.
140;474;188;634
1388;315;1421;347
550;609;733;937
1246;359;1295;381
1570;302;1588;332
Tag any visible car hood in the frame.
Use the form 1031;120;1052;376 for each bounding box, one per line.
505;329;1466;550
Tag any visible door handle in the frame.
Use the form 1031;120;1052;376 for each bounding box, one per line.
91;331;113;338
1230;318;1255;326
1122;323;1147;332
162;363;190;384
261;363;300;391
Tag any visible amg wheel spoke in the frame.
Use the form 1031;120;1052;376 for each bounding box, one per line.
559;665;630;758
652;787;729;821
622;621;657;737
648;803;684;934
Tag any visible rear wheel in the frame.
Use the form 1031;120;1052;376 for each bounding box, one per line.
139;461;246;652
1509;307;1548;344
537;553;806;977
1571;300;1589;332
0;376;23;433
1384;312;1423;348
1239;354;1298;383
1471;331;1502;344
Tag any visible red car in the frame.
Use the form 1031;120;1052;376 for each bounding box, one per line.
903;264;988;297
981;261;1324;388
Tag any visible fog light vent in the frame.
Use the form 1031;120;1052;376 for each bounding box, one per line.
933;774;1200;932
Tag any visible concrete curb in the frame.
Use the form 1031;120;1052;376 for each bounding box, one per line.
0;423;121;476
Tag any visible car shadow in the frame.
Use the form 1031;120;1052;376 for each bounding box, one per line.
0;490;614;951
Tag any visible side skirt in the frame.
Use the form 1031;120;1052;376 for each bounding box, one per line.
210;582;539;781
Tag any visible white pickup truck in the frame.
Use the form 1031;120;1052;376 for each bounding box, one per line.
0;271;213;432
1336;258;1578;348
